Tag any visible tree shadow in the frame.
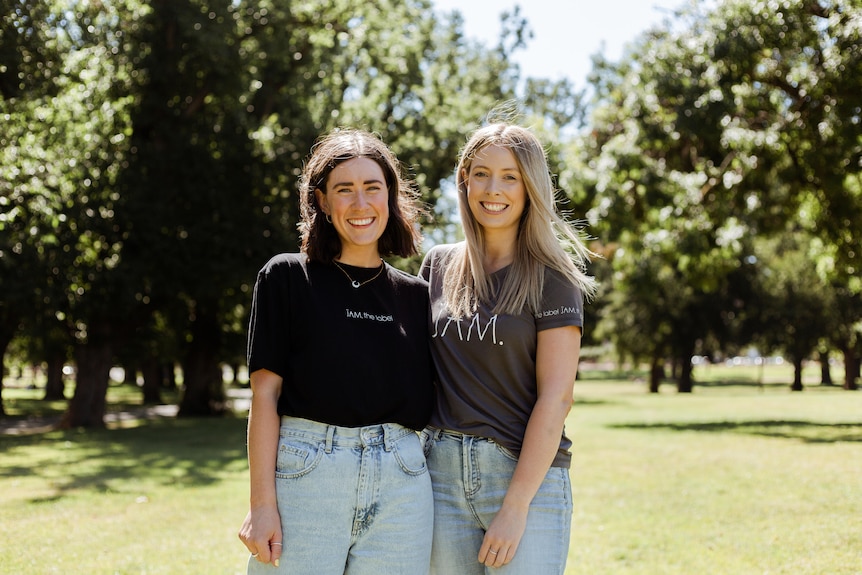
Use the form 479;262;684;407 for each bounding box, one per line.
610;420;862;444
572;397;617;407
0;415;249;501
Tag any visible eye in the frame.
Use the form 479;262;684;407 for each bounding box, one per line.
472;169;489;178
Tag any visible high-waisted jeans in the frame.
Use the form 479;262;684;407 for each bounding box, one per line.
424;427;572;575
248;416;433;575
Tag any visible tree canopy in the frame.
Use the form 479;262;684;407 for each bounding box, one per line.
579;0;861;391
2;0;860;424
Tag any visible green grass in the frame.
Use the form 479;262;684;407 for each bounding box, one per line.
1;414;250;575
569;365;862;574
1;366;861;574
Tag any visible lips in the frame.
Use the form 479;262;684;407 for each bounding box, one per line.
481;202;508;213
348;217;375;226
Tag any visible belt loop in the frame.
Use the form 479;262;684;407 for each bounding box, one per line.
382;424;395;452
325;425;334;453
429;426;442;441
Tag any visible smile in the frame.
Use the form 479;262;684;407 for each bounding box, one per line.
348;217;375;226
481;202;508;213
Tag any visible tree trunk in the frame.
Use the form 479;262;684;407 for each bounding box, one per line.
648;355;663;393
842;345;859;391
790;356;804;391
0;332;11;417
677;354;694;393
123;363;138;386
162;363;177;389
43;353;66;400
178;308;226;416
60;333;114;428
818;350;833;385
141;355;163;405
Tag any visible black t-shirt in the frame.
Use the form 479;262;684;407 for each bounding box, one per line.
246;253;434;430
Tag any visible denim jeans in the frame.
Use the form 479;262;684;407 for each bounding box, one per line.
248;416;433;575
424;428;572;575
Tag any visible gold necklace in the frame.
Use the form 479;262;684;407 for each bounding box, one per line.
333;259;385;288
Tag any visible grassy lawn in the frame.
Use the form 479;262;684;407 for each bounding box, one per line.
1;364;860;574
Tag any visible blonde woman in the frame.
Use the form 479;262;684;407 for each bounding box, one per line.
420;121;597;574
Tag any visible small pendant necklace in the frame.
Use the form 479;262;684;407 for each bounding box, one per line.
333;259;385;288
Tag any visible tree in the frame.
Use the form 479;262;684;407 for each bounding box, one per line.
1;0;142;421
579;0;862;389
2;0;533;425
749;233;836;390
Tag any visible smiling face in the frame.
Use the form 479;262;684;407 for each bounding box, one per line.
463;144;527;238
315;157;390;265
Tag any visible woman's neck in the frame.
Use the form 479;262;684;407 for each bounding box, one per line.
480;230;517;273
336;246;382;268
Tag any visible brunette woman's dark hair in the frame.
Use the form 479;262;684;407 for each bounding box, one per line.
298;129;423;262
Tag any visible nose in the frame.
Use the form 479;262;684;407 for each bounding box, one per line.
354;190;370;208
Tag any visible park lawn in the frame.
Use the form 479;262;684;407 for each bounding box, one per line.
1;415;252;575
568;373;862;574
1;367;861;574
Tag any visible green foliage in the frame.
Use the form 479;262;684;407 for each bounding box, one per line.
0;0;528;420
573;0;862;385
5;0;862;417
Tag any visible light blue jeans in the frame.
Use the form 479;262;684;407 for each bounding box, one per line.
248;416;433;575
424;428;572;575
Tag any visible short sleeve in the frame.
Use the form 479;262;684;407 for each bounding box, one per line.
246;260;289;377
534;269;584;332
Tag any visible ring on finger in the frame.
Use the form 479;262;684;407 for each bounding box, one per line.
489;549;498;555
251;552;259;558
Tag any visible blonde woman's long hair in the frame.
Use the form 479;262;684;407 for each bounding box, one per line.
442;122;598;318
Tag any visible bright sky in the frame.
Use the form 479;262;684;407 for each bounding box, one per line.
432;0;689;89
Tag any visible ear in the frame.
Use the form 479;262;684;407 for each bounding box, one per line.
459;168;468;193
314;188;329;215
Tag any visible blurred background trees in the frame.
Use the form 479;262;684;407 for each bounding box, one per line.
1;0;860;425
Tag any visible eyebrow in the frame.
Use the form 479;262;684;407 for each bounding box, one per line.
472;163;519;172
330;178;385;188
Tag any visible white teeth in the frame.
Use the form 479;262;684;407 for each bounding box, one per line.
482;202;507;212
349;217;374;226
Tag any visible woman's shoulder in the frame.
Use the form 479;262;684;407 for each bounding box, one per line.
386;263;427;289
541;264;585;300
424;242;462;265
258;252;308;276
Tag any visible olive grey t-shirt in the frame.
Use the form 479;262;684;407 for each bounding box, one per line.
420;243;584;468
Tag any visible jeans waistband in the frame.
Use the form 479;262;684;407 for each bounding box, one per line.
426;426;491;443
280;415;413;452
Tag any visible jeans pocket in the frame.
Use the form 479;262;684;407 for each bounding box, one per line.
275;437;324;478
392;433;428;476
492;441;520;462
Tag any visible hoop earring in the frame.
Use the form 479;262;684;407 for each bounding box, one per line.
325;214;332;224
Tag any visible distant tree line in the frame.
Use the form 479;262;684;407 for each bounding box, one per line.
1;0;860;425
572;0;861;392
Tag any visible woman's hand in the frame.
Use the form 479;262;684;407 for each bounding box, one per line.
478;501;529;567
238;506;283;567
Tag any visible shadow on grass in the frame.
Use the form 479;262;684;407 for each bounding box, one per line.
611;420;862;443
0;415;249;501
572;397;617;407
578;369;644;381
